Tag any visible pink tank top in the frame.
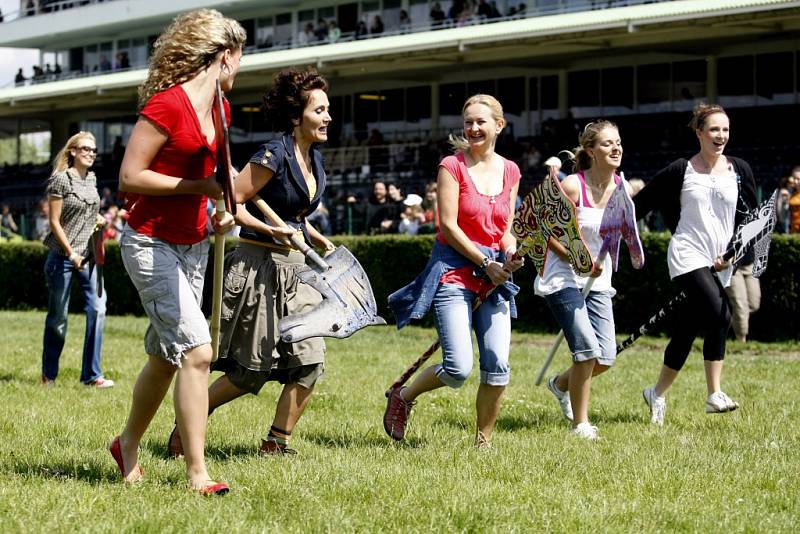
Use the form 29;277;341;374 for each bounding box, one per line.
436;152;521;292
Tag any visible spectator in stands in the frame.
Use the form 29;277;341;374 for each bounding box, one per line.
314;18;329;41
297;22;315;45
308;201;331;235
32;65;44;82
44;63;54;79
15;69;26;86
115;51;131;70
544;155;567;181
789;177;800;233
776;174;794;233
26;0;35;18
33;198;50;241
457;0;475;25
398;193;426;235
430;2;446;26
523;144;542;174
111;8;244;494
0;203;19;237
356;20;369;39
421;181;439;233
399;9;411;32
365;180;391;233
0;7;4;22
40;131;112;389
371;14;384;35
725;250;760;343
99;187;115;212
53;63;62;76
99;55;111;71
477;0;492;19
328;20;341;42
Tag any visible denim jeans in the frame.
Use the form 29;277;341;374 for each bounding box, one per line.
544;288;616;366
432;283;511;388
41;250;106;382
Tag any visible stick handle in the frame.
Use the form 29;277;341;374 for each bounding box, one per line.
210;196;226;362
251;194;328;271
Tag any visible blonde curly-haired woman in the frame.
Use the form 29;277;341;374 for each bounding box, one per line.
109;9;245;495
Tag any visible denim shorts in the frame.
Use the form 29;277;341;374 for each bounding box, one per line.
544;287;616;366
432;283;511;387
120;226;210;366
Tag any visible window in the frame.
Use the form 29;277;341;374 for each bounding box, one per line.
601;66;634;114
257;17;275;49
568;69;600;118
637;63;671;113
467;79;495;97
406;86;431;122
718;55;755;108
498;77;524;115
380;88;405;122
672;60;706;111
756;52;794;105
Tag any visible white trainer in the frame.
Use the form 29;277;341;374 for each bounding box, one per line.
643;386;666;426
706;391;739;413
547;375;573;421
571;422;599;440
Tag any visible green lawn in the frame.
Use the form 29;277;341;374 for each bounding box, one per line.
1;310;798;532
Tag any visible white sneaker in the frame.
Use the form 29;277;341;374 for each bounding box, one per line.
571;422;599;440
547;375;573;421
643;386;666;426
706;391;739;413
86;377;115;388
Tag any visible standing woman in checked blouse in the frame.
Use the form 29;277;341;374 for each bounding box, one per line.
41;131;113;389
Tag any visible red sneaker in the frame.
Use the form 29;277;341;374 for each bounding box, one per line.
190;481;230;496
383;386;413;441
259;439;297;456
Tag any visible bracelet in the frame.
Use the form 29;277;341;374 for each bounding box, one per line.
479;256;491;271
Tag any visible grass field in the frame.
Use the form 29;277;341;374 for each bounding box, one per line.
0;309;798;533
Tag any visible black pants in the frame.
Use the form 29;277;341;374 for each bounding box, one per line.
664;267;732;371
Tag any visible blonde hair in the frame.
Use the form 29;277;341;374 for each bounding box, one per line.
138;9;246;109
448;94;506;152
563;120;619;173
51;131;96;175
689;102;727;131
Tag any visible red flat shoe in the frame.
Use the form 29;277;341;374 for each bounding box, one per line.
190;481;230;496
109;436;144;484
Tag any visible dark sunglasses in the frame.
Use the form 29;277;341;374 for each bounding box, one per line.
77;146;98;154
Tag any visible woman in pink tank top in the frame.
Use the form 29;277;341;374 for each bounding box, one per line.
384;94;524;448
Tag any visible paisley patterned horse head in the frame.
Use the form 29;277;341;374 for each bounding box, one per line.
512;168;594;277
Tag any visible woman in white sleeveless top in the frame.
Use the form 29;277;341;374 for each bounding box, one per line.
536;120;631;441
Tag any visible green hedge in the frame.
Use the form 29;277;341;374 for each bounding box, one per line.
1;234;798;340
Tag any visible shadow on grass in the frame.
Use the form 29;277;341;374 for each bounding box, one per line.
9;459;113;483
434;410;562;433
304;431;426;450
0;373;17;383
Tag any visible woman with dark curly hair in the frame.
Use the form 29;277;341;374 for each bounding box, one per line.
167;66;336;457
110;9;244;495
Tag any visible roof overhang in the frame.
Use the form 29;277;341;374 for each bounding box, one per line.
2;0;800;118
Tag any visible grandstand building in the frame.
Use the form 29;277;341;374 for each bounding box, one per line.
1;0;799;232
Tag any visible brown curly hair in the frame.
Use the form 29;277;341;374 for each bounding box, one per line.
138;9;246;110
262;67;329;133
688;102;727;131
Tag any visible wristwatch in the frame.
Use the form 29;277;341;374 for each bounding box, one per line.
479;256;491;271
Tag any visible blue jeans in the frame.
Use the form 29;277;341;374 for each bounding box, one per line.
544;288;616;366
41;250;106;382
432;283;511;388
